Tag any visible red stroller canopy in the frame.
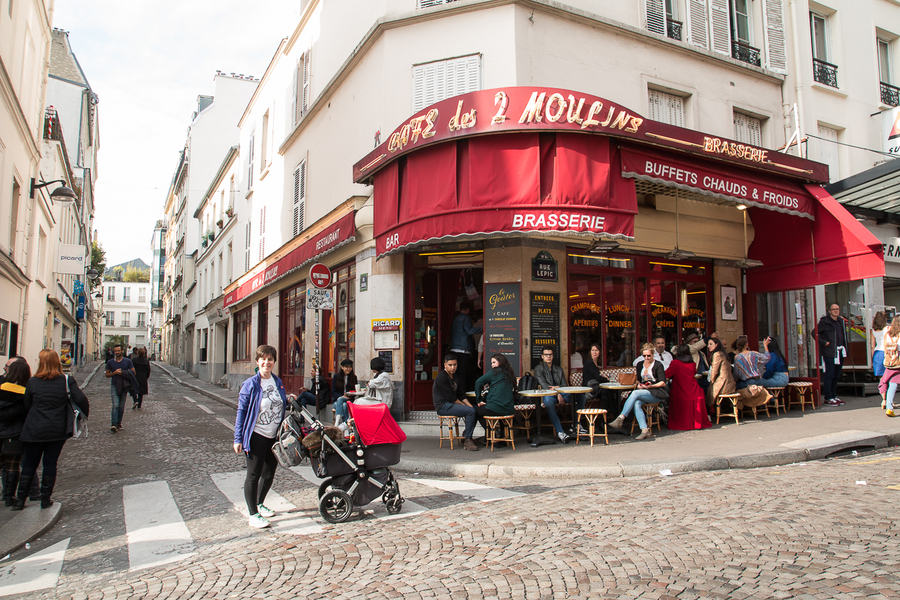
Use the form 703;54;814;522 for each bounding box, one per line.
349;403;407;446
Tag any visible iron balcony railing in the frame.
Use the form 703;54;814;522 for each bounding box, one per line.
666;19;683;41
813;58;839;88
731;40;761;67
881;81;900;107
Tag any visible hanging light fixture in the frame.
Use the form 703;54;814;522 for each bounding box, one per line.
666;190;696;260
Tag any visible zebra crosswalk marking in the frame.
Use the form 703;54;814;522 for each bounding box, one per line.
0;538;69;597
216;417;233;429
409;478;526;502
196;404;214;414
211;471;322;535
123;481;196;571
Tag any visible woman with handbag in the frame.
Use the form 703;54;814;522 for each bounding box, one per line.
14;349;89;510
0;359;31;506
608;343;669;440
878;315;900;417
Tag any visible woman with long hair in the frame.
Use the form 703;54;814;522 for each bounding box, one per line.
871;311;888;382
706;337;735;412
731;335;769;389
878;315;900;416
131;347;151;410
757;337;790;389
582;343;609;400
665;344;711;430
473;353;517;419
14;349;89;510
356;357;393;408
609;343;669;441
0;359;31;506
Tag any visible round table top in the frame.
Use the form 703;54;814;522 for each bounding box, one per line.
345;390;367;397
598;382;636;390
518;389;558;397
557;386;593;393
465;391;476;397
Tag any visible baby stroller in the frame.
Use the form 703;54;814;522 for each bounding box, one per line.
299;403;406;523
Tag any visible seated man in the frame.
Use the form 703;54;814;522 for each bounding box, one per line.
533;346;583;443
433;353;480;452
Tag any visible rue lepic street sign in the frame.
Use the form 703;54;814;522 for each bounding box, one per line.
309;263;332;289
307;288;334;310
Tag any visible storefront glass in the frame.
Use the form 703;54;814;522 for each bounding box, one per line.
332;262;356;373
825;280;868;371
280;283;306;389
757;290;816;378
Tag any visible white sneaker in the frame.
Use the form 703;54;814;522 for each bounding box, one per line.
248;513;270;528
339;423;349;435
257;504;275;518
557;431;570;443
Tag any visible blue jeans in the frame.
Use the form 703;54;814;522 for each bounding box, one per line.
542;392;584;435
874;351;885;378
887;383;897;411
619;389;661;429
756;372;789;388
333;395;351;422
437;401;479;439
110;384;127;426
736;378;761;390
298;391;317;409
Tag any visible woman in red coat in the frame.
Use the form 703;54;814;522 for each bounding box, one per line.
665;344;711;431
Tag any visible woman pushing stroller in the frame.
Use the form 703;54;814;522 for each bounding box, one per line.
233;345;293;529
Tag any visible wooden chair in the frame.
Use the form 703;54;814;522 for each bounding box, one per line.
768;387;786;415
742;399;770;420
716;393;742;424
513;404;536;439
787;382;816;411
484;415;516;451
630;403;661;433
438;415;463;449
576;408;608;446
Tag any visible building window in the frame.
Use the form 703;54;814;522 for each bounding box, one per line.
729;0;761;66
281;283;306;380
107;287;115;301
816;124;840;183
879;38;899;107
8;180;19;258
233;307;252;362
139;289;146;303
648;89;685;127
123;287;131;302
332;262;356;372
260;111;270;171
412;54;481;113
733;112;762;147
199;328;208;363
647;0;683;40
137;312;146;328
258;298;268;346
810;12;838;87
247;135;255;190
258;206;266;261
105;311;114;326
122;312;130;327
293;50;311;125
293;160;306;237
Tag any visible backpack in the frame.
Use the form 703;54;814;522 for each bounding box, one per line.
517;371;538;393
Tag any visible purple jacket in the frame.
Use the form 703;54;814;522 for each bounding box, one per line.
234;373;287;450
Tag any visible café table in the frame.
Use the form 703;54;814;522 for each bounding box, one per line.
517;389;559;447
597;381;637;421
556;386;593;435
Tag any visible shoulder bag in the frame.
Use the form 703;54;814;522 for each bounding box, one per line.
66;375;88;440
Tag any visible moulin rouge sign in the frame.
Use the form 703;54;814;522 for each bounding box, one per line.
353;87;828;184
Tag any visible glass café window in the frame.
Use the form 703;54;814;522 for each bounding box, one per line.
233;308;252;362
332;262;356;372
757;290;816;377
282;283;306;378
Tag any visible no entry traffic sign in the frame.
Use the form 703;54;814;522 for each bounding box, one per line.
309;263;332;288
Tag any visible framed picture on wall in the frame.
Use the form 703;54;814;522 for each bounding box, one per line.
721;286;738;321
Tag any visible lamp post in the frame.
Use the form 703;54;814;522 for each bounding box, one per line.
30;179;77;202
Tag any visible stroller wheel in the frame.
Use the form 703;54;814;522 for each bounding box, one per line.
317;478;333;500
319;489;353;523
385;496;403;515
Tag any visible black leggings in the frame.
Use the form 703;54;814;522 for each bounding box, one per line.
244;432;277;515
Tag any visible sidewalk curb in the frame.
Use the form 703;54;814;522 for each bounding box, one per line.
82;362;103;388
154;363;237;409
0;503;63;558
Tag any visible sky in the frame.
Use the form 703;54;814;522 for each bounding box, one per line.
51;0;302;268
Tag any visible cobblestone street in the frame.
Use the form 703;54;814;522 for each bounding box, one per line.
1;367;898;599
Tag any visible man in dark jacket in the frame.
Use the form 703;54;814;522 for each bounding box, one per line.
105;344;134;432
534;346;582;444
433;353;480;452
818;304;847;406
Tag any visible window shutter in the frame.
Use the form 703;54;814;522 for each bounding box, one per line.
709;0;731;55
293;161;306;237
648;90;684;127
733;112;762;146
244;222;251;272
762;0;787;73
302;50;310;115
686;0;709;49
247;136;255;189
412;64;426;113
646;0;666;35
411;55;481;113
291;59;299;126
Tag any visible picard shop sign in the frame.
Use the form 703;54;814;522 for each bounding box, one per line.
353;87;828;184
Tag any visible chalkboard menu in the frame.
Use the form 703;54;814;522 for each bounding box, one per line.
530;292;561;368
377;350;394;374
484;283;522;376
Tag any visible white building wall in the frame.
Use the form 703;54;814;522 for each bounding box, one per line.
101;280;152;352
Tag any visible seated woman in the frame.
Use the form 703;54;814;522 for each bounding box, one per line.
665;344;711;431
757;337;789;389
473;353;517;424
330;359;357;428
731;335;769;390
356;357;393;408
706;337;736;413
608;343;668;441
581;343;610;409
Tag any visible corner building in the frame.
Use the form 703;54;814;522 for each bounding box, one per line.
223;0;884;416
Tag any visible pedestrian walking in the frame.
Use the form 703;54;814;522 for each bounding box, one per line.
131;348;151;409
878;315;900;417
13;349;89;510
233;345;290;529
871;311;887;407
0;359;31;505
105;344;136;432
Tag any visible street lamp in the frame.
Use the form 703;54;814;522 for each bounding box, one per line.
30;178;77;202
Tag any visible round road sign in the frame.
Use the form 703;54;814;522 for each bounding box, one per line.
309;263;332;289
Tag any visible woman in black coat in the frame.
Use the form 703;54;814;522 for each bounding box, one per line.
0;359;31;506
131;347;151;409
14;349;89;510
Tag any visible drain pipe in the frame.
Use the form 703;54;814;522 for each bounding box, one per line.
789;0;807;158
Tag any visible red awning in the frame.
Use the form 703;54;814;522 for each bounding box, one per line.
374;133;638;257
745;185;884;294
223;212;356;308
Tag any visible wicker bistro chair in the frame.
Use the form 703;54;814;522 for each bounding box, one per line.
629;403;662;434
513;404;536;439
484;415;516;451
716;392;742;424
767;387;786;415
576;408;608;446
438;415;464;449
787;381;816;411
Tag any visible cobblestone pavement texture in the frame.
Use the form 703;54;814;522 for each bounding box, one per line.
3;364;900;599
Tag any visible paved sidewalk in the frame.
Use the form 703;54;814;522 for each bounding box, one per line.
154;362;900;479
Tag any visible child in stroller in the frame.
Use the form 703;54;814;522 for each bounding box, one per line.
297;402;406;523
